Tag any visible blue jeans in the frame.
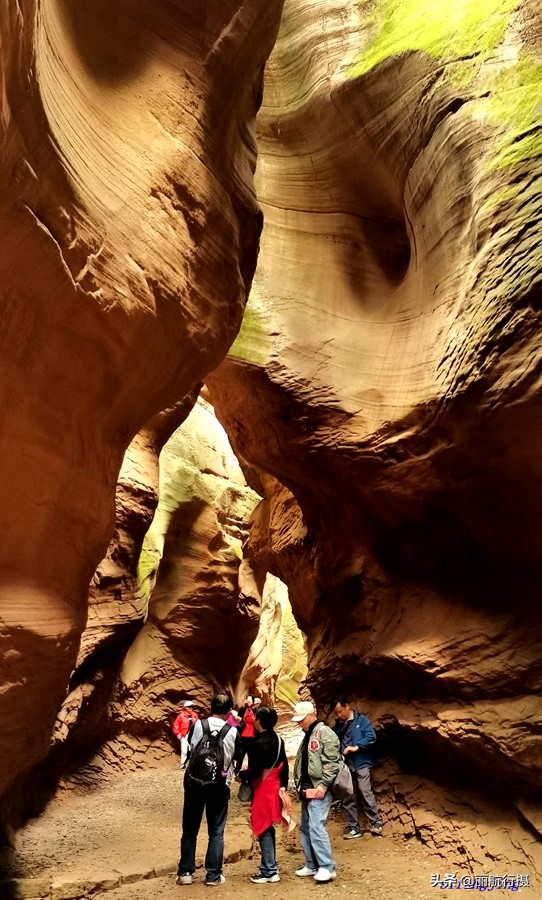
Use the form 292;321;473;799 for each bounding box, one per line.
178;781;229;882
258;826;277;877
300;792;335;871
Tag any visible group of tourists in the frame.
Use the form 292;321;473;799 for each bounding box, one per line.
172;692;382;887
172;694;264;770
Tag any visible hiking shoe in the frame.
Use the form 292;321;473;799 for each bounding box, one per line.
370;825;383;836
250;874;280;883
314;869;337;883
205;875;226;886
176;874;193;885
295;866;318;877
343;827;363;840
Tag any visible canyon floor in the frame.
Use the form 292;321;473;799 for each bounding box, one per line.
4;762;517;900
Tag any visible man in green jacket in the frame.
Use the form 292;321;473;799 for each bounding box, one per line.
292;700;341;884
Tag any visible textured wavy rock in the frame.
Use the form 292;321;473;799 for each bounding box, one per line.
238;573;285;703
99;398;262;768
207;0;542;877
47;396;198;783
19;398;261;796
0;0;283;809
79;395;199;670
238;574;309;707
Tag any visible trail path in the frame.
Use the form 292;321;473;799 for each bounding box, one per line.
4;764;470;900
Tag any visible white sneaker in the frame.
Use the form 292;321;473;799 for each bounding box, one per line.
205;875;226;886
343;827;363;840
295;866;317;877
176;874;193;885
250;873;281;883
314;868;337;883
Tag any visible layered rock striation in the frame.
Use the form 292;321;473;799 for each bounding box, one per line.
96;397;263;775
2;0;541;878
0;0;283;814
207;0;542;876
47;396;198;785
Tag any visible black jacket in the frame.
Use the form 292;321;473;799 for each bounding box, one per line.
240;730;289;788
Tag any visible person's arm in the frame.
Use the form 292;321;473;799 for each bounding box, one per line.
189;719;203;749
240;737;267;782
279;738;289;789
344;714;376;754
293;745;303;793
316;726;341;795
172;714;184;738
233;729;243;773
221;724;239;771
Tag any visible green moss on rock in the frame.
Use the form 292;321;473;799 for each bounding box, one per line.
229;305;275;366
487;55;542;169
138;543;159;602
353;0;520;76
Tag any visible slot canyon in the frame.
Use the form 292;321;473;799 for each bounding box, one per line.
0;0;541;897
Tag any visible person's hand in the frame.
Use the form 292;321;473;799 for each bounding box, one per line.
314;785;327;799
279;787;287;796
343;745;357;755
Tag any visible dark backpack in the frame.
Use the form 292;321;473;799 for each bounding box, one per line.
186;719;230;787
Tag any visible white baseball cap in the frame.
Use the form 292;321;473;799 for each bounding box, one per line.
183;700;194;708
291;700;315;722
253;697;262;706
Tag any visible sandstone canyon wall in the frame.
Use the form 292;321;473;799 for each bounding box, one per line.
9;397;287;813
0;0;284;819
238;574;285;704
48;396;198;788
1;0;541;881
102;397;263;775
59;411;302;783
206;0;542;878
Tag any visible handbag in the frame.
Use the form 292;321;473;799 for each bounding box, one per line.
238;780;253;803
331;759;354;800
237;734;282;804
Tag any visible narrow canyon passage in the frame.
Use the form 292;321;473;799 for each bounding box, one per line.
1;0;541;896
4;763;474;900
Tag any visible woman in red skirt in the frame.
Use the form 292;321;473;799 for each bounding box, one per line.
238;706;289;883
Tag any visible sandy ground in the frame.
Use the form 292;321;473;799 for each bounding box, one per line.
4;765;531;900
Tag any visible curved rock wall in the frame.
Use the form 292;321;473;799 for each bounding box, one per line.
48;396;198;784
80;395;199;671
238;573;284;704
94;398;262;774
0;0;283;810
207;0;542;876
20;398;263;795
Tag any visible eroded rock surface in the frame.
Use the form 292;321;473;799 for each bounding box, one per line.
46;396;198;790
238;573;285;703
2;0;541;881
89;398;263;775
0;0;283;815
207;0;542;878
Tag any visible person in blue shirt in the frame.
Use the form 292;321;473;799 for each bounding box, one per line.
332;695;383;839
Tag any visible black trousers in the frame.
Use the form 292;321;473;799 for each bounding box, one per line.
237;737;255;770
178;780;230;882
